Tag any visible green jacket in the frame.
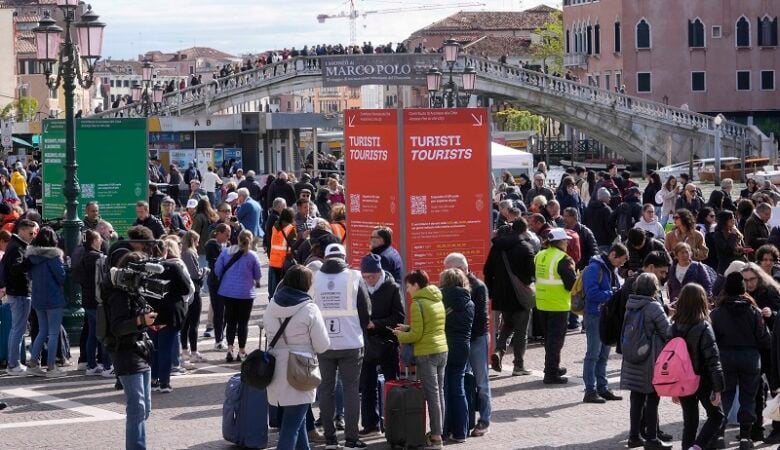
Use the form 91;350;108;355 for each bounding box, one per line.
397;285;448;356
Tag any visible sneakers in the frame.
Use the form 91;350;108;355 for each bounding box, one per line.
236;352;247;363
763;430;780;444
643;438;672;450
101;367;116;378
324;439;342;450
190;352;206;363
344;440;367;448
182;360;197;370
170;366;187;376
542;375;568;385
151;379;160;392
738;439;753;450
335;415;346;431
598;390;623;401
512;366;531;376
159;384;173;393
203;328;214;338
214;341;227;351
490;351;503;373
27;365;46;377
424;436;443;450
471;422;490;437
45;367;67;378
626;436;644;448
77;362;88;371
358;427;380;437
447;436;466;444
583;391;606;404
85;366;103;376
6;364;28;377
226;352;234;363
308;429;326;443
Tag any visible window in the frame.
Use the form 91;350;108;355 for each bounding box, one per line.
691;72;706;91
737;71;751;90
594;24;601;54
636;19;651;49
614;22;621;52
605;73;611;91
110;80;115;87
615;72;622;90
123;80;129;88
688;19;705;48
587;25;593;54
712;26;722;38
761;71;775;90
637;72;651;92
566;29;571;53
736;17;750;47
594;75;600;88
758;17;779;47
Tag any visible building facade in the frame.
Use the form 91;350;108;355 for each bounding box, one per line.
563;0;780;118
0;8;15;112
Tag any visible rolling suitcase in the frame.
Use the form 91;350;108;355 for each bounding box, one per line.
384;378;427;449
223;374;269;449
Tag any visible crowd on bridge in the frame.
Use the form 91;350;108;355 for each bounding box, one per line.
5;153;780;450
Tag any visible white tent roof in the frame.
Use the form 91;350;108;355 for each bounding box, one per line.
492;141;533;170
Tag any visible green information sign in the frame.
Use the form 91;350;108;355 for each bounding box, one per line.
42;118;148;235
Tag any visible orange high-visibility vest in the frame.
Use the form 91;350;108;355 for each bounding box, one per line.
269;224;294;269
331;222;347;244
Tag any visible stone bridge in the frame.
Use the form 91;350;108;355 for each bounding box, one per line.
93;55;773;165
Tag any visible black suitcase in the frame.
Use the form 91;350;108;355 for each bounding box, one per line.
385;379;426;449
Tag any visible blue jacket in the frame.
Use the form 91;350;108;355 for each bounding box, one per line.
25;246;66;310
583;254;619;315
237;198;263;237
372;244;403;283
215;246;262;300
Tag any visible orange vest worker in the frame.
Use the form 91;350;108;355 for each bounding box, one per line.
269;224;294;269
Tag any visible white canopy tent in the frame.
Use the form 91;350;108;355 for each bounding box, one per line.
491;141;533;172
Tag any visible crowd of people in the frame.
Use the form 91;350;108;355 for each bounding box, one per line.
489;161;780;450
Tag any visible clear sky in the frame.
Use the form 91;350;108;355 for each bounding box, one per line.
94;0;558;60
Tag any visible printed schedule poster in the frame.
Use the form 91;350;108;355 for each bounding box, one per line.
402;108;492;282
42;118;149;235
344;109;400;268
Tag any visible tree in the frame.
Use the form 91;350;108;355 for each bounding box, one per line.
0;103;14;120
16;96;38;122
495;109;545;134
532;11;564;75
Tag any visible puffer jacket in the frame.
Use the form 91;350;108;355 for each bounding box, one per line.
620;294;672;394
671;321;725;393
711;296;771;351
441;286;474;347
264;286;330;406
397;285;448;357
25;246;66;310
215;246;262;299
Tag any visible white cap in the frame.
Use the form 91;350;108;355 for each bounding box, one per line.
324;243;347;259
548;228;572;242
225;192;239;203
186;198;198;209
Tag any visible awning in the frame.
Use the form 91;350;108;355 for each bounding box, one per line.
12;137;34;148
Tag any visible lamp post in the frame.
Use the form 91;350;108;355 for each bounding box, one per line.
131;60;163;116
425;38;477;108
713;114;724;186
34;1;105;339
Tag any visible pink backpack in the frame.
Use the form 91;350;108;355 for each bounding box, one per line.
652;337;700;397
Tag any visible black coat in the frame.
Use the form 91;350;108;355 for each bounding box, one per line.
467;273;489;340
571;223;599;271
483;233;535;313
711;297;771;351
750;285;780;330
134;216;165;239
583;201;616;247
147;259;193;330
74;248;102;309
107;288;151;376
711;229;747;273
366;271;405;343
626;234;666;274
672;321;725;393
3;235;30;296
238;176;262;202
267;179;296;208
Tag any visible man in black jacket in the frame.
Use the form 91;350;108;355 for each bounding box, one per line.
267;171;296;208
237;170;263;203
445;252;493;437
358;253;405;435
584;187;617;252
133;201;165;239
484;218;536;376
624;228;669;277
563;207;599;271
4;219;38;376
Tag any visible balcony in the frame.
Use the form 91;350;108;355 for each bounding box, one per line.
564;53;587;68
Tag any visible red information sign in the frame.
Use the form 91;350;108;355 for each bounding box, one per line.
344;109;401;268
402;108;492;283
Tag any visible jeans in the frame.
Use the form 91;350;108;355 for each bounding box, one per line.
630;391;660;439
417;351;448;436
468;334;492;425
7;295;30;368
320;348;363;442
680;382;724;450
85;308;111;370
209;288;225;344
495;308;530;369
268;267;283;298
583;313;611;394
119;370;152;450
172;331;181;368
277;404;310;450
150;327;176;386
721;349;761;426
444;342;470;440
360;344;399;430
537;310;568;377
30;307;64;368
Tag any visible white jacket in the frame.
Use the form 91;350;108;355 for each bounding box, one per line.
264;298;330;407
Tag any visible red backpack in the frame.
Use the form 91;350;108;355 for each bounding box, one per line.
564;229;581;264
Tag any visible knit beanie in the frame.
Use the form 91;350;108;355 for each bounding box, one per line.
724;272;746;296
360;253;383;274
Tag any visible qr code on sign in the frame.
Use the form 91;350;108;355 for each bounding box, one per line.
349;194;361;213
410;195;427;215
81;184;95;199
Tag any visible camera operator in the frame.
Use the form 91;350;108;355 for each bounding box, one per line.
107;226;156;267
106;251;157;450
147;239;194;393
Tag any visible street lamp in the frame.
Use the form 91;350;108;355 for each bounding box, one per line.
34;3;105;339
130;60;161;116
426;38;476;108
713;113;724;186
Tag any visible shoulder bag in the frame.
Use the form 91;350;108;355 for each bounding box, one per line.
240;316;292;390
501;251;535;309
280;305;322;391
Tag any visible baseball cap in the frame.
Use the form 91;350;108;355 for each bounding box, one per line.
548;228;572;242
225;192;239;203
324;243;347;259
186;199;198;209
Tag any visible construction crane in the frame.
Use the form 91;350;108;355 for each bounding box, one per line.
317;1;486;46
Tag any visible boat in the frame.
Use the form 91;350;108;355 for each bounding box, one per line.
657;157;740;182
558;159;631;171
749;165;780;185
699;157;769;183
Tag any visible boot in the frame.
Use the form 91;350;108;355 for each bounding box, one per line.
738;424;754;450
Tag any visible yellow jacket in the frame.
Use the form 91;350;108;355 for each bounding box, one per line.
10;171;26;196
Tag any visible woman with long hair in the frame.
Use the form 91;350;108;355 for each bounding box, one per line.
167;164;183;207
659;176;681;226
215;230;262;362
755;244;780;283
736;199;755;234
695;207;716;235
180;230;207;365
665;209;709;262
711;210;748;273
711;272;771;449
0;174;19;205
673;283;724;450
193;197;218;271
742;178;759;199
643;172;663;217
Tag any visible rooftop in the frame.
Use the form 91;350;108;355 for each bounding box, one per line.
414;5;558;34
462;35;534;58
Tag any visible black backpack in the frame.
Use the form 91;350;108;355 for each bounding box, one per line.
616;204;637;241
94;253;118;350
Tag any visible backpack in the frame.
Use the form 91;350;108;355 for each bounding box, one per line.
570;265;602;315
621;306;652;364
606;186;622;209
653;336;700;397
616;204;637;241
564;229;581;264
94;254;117;350
599;283;627;347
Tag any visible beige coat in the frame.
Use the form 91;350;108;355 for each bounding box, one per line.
665;228;709;261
